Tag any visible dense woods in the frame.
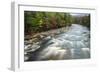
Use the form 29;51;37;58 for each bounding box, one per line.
24;11;90;35
72;14;90;28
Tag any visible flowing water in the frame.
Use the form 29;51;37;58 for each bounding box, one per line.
26;24;90;61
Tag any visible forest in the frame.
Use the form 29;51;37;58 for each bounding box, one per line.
24;11;90;35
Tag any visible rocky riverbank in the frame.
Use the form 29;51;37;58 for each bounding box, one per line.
24;26;69;61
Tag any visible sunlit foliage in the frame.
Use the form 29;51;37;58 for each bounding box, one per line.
24;11;90;35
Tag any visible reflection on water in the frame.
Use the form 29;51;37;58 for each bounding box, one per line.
25;24;90;61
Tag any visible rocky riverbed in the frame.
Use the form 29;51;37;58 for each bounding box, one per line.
24;24;90;61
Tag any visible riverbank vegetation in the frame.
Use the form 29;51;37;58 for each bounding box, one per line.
24;11;90;36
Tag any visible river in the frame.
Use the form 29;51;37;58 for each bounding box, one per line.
25;24;90;61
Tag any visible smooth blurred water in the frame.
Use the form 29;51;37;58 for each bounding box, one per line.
29;24;90;60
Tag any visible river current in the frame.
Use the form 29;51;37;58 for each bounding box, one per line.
26;24;90;61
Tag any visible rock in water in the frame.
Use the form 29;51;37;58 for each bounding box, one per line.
37;47;72;60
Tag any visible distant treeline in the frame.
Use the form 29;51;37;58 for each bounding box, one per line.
24;11;90;35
